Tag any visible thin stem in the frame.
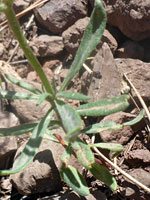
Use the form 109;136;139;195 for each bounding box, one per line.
93;147;150;193
4;0;54;95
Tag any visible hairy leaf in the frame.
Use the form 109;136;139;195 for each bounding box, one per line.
60;165;89;196
60;0;107;91
89;143;123;153
77;95;129;116
90;162;117;190
0;109;53;175
71;138;94;169
5;74;41;94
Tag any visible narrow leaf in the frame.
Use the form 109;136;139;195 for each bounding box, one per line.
61;145;72;164
36;93;52;105
0;90;41;100
5;74;41;94
55;100;82;141
123;109;145;126
0;122;38;136
0;109;53;175
90;162;117;190
71;138;94;169
89;143;123;153
77;95;129;116
81;121;122;134
60;0;107;91
56;91;90;101
60;165;90;196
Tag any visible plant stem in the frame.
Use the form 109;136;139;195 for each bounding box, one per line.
93;147;150;193
4;0;54;95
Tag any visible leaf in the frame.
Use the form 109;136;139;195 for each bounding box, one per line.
0;90;41;100
60;0;107;91
0;122;38;136
89;143;123;153
5;74;41;94
76;95;129;116
123;109;145;126
61;145;72;164
0;109;53;175
60;165;90;196
55;100;82;141
81;121;122;134
90;162;117;190
71;138;94;169
56;91;90;101
36;93;52;105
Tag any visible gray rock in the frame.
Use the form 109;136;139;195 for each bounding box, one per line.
0;43;4;56
80;43;121;102
103;0;150;41
13;0;30;13
29;35;64;57
34;0;87;34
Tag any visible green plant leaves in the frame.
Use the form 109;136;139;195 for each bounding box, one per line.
56;91;90;101
60;0;107;91
81;109;145;134
60;165;90;196
0;122;38;136
71;138;94;169
77;95;130;116
0;90;41;100
5;74;41;94
89;143;123;153
0;109;53;175
55;100;82;141
90;162;117;190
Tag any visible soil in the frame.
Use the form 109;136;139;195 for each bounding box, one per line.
0;1;150;200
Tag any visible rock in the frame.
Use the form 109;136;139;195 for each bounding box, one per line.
13;0;30;13
0;43;4;56
99;112;135;144
62;17;117;55
34;0;87;34
103;0;150;41
115;58;150;102
80;43;121;101
116;40;145;60
8;81;50;123
125;149;150;167
29;35;64;57
0;112;19;169
39;190;107;200
10;136;82;195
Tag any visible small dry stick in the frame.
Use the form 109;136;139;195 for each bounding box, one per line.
93;146;150;193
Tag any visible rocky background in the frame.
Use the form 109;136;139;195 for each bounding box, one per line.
0;0;150;199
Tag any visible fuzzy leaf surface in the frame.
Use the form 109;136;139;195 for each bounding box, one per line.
0;109;53;175
60;0;107;91
56;91;90;101
76;95;129;116
90;162;117;190
60;165;90;196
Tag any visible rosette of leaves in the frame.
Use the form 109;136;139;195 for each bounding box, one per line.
0;0;144;196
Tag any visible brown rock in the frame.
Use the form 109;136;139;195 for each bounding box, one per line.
125;149;150;167
10;135;82;195
34;0;87;34
103;0;150;41
116;40;145;60
99;112;135;144
0;112;18;169
115;58;150;102
62;17;117;55
29;35;64;57
80;43;121;101
13;0;30;13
